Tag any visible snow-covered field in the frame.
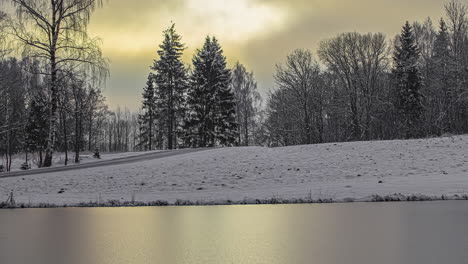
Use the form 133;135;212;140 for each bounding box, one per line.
1;135;468;206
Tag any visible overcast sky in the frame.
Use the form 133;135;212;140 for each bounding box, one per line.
87;0;448;110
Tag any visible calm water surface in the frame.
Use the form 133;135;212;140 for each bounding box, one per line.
1;201;468;264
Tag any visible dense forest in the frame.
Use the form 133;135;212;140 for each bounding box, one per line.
1;0;468;171
265;2;468;146
139;1;468;148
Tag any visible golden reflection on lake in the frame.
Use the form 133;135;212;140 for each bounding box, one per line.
1;202;468;264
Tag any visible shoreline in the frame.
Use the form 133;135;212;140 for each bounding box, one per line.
2;193;467;209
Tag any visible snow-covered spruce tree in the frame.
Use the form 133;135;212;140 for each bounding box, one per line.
25;95;49;167
216;72;238;146
185;36;237;147
152;24;188;150
139;74;158;150
393;22;425;139
429;18;456;134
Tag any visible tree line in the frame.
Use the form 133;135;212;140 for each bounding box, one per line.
0;0;113;171
0;54;142;171
264;0;468;146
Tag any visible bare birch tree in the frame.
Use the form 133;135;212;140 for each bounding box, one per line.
0;11;10;59
231;62;262;146
4;0;108;167
274;49;324;144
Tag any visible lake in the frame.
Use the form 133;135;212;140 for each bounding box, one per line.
1;201;468;264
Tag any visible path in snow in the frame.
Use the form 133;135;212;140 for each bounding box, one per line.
0;149;207;178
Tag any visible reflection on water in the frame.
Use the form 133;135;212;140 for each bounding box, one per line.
1;201;468;264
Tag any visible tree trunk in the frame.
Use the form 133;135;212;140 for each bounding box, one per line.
39;149;43;168
5;96;11;172
7;152;12;172
6;133;10;172
43;53;58;167
304;101;312;144
237;102;242;145
88;113;93;151
318;101;324;143
5;153;9;172
74;105;81;163
63;112;68;166
149;113;153;151
108;124;112;152
168;76;174;150
244;114;249;146
350;92;361;141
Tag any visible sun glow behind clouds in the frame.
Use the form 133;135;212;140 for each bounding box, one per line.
184;0;286;42
90;0;286;55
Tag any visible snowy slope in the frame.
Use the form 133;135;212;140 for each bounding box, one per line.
1;135;467;206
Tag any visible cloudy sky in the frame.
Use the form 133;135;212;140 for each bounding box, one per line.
87;0;447;110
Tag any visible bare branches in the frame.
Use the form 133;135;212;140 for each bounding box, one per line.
4;0;108;82
231;62;262;146
273;49;325;144
275;49;321;98
318;32;389;140
444;0;468;63
445;0;467;35
0;11;10;59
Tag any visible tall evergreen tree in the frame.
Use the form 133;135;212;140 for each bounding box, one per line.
25;95;49;167
393;21;425;139
216;72;238;146
151;24;188;150
185;36;237;147
430;18;456;133
24;60;48;166
139;74;157;150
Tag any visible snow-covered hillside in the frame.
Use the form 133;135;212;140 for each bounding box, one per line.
1;135;468;206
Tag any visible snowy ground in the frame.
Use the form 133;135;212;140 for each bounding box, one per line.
4;151;161;173
1;135;468;206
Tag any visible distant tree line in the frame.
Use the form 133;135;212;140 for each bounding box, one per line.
0;55;143;171
263;0;468;146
